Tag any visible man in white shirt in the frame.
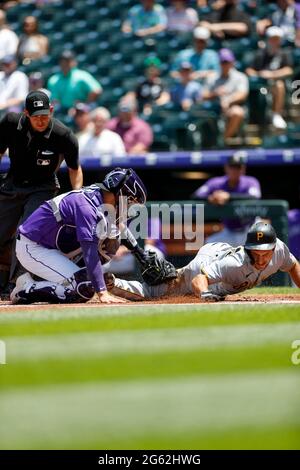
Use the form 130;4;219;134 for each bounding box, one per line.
0;10;18;61
203;48;249;140
0;55;29;114
78;107;126;159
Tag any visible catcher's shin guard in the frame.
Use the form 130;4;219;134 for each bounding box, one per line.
11;274;77;304
11;269;95;304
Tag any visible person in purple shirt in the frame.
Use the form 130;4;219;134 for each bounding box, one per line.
106;99;153;155
192;154;261;246
10;168;148;304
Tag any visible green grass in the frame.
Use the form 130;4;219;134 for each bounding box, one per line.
0;298;300;449
244;287;300;295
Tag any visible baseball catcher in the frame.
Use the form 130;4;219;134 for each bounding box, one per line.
10;167;176;305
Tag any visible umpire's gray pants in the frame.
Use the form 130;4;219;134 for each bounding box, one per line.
0;178;57;283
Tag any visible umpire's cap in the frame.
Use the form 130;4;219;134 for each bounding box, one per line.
245;222;277;250
25;90;50;116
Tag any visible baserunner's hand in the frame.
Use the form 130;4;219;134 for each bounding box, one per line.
98;291;128;304
200;291;225;302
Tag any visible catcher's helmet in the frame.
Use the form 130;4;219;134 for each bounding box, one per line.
101;168;147;205
244;222;277;250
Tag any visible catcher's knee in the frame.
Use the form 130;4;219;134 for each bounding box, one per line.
69;268;95;302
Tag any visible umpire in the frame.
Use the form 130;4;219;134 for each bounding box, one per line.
0;90;83;298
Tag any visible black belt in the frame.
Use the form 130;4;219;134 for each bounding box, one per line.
14;180;37;187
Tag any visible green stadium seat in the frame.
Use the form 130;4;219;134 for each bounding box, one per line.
109;67;126;86
263;134;291;149
151;124;171;151
108;31;125;52
85;0;107;6
122;77;138;93
9;22;21;36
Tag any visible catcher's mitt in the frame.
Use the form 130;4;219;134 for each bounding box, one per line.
134;250;177;286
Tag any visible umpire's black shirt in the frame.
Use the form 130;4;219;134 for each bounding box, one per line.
0;112;79;188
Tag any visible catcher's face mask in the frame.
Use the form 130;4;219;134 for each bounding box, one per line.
100;167;147;225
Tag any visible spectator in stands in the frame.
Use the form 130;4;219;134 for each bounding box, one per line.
169;62;203;111
0;55;29;114
0;9;18;62
47;50;102;112
246;26;293;130
191;154;261;246
0;2;18;9
166;0;199;33
107;98;153;154
78;107;126;159
28;71;50;97
200;0;251;39
17;16;48;65
125;56;169;115
122;0;167;37
72;102;93;138
171;26;219;82
203;48;249;141
257;0;300;46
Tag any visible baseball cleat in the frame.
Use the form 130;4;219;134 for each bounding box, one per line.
10;272;35;304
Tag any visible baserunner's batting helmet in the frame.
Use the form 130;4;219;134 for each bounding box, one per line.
244;222;277;250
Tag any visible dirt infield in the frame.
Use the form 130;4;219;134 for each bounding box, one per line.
1;292;300;312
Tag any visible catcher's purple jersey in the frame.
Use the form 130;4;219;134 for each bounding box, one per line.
19;188;108;292
193;175;261;229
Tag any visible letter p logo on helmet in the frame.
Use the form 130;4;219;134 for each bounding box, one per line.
257;231;264;241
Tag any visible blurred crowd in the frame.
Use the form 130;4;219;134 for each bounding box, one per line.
1;0;300;153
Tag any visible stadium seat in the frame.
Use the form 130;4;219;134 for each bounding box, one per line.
122;77;138;93
263;134;291;149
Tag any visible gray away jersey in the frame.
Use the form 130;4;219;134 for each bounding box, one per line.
183;240;296;296
113;239;296;299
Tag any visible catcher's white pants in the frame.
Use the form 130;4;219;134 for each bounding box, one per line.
16;234;80;284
